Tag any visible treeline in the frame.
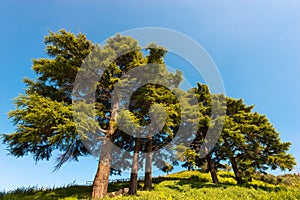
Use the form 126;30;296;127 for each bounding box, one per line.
1;30;296;199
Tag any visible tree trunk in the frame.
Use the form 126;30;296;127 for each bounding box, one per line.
206;153;219;184
91;136;113;199
144;136;152;191
129;137;141;195
92;102;118;199
223;136;243;185
229;155;243;185
197;132;218;183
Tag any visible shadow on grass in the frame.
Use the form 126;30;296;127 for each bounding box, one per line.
244;183;287;192
153;174;209;184
107;182;130;193
218;173;235;179
159;174;286;193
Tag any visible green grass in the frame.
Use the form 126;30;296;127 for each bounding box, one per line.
0;185;91;200
1;171;300;200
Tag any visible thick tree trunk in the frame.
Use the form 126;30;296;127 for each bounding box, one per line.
206;153;219;184
144;137;152;191
197;132;218;183
91;103;118;199
222;137;243;185
129;137;141;195
229;155;243;185
91;136;113;199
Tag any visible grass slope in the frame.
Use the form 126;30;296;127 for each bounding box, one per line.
1;171;300;200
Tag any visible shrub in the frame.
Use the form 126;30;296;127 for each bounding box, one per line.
0;191;5;198
261;174;278;185
277;176;294;186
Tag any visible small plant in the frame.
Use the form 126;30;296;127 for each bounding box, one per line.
161;163;174;175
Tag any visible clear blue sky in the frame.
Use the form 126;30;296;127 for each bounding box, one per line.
0;0;300;191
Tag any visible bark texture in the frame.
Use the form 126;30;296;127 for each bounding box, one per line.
129;137;141;195
91;137;113;199
144;137;152;191
206;153;219;184
91;103;118;199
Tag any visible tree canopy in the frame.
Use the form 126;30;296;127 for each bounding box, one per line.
2;30;296;199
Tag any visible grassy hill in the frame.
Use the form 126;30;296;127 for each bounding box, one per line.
1;170;300;200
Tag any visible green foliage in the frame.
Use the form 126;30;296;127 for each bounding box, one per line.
175;146;199;170
2;30;94;169
1;29;297;198
179;85;296;185
1;30;184;173
3;94;85;164
220;98;296;179
161;162;174;175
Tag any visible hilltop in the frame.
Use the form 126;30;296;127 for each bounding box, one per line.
1;170;300;200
